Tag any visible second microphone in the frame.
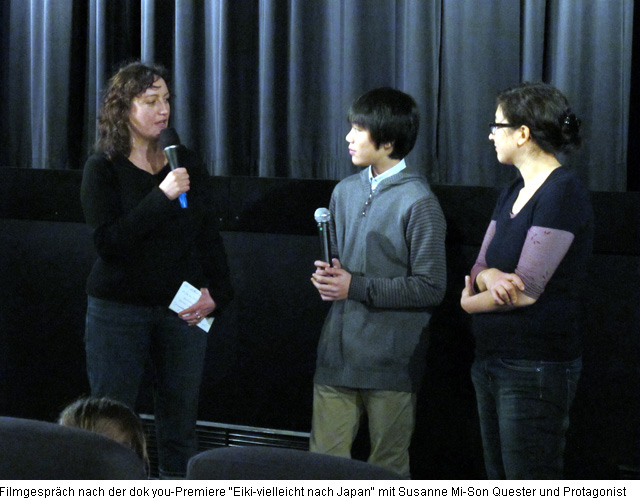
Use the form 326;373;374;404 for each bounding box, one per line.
314;207;332;265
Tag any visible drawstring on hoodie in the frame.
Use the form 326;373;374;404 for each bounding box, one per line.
362;180;374;216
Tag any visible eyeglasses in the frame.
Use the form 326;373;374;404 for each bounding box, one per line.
489;122;514;135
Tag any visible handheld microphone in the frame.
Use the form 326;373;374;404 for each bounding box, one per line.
314;207;332;265
159;127;188;208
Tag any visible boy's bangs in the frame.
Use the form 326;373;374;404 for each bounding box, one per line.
347;110;371;129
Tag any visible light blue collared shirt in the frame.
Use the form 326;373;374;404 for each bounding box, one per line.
369;159;407;192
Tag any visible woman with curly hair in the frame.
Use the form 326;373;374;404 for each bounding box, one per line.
81;61;233;478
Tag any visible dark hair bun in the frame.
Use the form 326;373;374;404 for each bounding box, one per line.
497;82;582;155
561;108;582;151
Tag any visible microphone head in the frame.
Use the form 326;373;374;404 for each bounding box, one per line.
314;207;331;223
159;127;181;150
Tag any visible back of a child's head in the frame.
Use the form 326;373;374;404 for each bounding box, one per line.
59;396;149;474
347;87;419;159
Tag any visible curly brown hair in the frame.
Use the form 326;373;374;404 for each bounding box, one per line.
95;61;169;160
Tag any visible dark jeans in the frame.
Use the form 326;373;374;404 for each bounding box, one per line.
85;296;208;478
471;356;582;479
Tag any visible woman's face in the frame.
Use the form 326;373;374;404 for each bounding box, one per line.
489;105;518;165
128;77;170;144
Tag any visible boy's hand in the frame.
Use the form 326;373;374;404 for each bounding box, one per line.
313;259;332;274
311;259;351;301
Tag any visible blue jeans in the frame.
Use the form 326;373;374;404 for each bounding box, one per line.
85;296;208;478
471;357;581;479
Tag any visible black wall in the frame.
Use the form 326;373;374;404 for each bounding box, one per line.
0;168;638;479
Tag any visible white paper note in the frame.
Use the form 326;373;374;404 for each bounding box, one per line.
169;281;214;332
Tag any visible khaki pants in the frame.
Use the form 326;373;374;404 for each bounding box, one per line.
309;384;416;478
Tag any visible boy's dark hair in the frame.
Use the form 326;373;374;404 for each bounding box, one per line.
497;81;581;155
347;87;419;159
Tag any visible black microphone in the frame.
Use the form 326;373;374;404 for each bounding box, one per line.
314;207;331;266
159;127;187;208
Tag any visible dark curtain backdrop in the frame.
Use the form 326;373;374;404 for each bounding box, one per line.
0;0;634;190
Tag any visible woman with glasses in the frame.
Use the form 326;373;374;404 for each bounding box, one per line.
460;82;594;479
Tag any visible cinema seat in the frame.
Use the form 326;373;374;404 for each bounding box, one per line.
0;416;147;479
186;446;403;480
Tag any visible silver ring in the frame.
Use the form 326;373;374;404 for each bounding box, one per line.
196;314;201;319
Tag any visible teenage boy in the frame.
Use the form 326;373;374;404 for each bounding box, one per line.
309;87;447;478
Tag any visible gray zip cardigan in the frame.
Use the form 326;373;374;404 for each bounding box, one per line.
314;166;447;393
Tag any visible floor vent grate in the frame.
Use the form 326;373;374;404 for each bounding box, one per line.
140;414;310;478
